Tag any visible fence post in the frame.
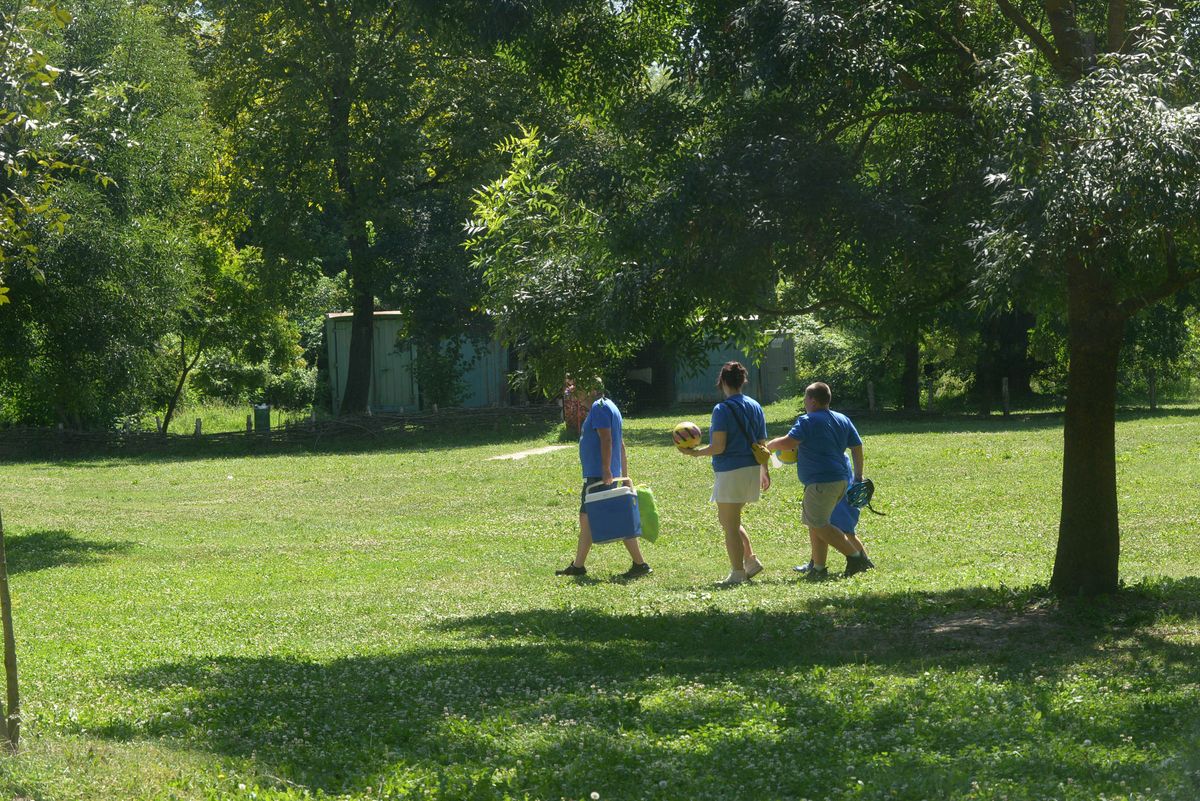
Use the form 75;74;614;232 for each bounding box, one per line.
194;418;202;437
1148;368;1157;411
1001;377;1011;417
246;414;253;435
867;381;876;413
926;379;935;413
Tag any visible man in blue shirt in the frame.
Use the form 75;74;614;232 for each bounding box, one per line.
766;382;874;578
556;379;651;579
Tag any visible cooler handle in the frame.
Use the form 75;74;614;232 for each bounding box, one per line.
586;477;633;493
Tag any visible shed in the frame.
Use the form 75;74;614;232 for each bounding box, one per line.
324;312;509;414
673;334;795;404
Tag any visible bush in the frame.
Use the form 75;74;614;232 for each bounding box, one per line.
264;366;317;410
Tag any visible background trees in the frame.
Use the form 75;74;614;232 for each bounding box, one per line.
203;0;538;414
0;0;209;427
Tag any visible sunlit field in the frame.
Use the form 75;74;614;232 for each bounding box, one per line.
1;402;1197;801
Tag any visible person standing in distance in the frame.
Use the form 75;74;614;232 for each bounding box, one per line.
555;378;651;579
680;361;769;586
766;381;874;578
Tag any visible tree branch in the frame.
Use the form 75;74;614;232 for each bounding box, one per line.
995;0;1062;70
1119;235;1200;316
922;13;982;70
820;102;970;144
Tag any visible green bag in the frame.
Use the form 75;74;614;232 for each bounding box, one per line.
636;485;660;543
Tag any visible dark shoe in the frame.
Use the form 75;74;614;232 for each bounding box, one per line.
803;565;829;581
555;562;586;576
622;562;652;579
843;554;873;578
794;560;815;574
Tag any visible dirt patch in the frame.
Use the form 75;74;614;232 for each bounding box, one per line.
916;608;1067;649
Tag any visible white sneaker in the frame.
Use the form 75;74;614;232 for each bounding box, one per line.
743;556;764;579
717;570;748;586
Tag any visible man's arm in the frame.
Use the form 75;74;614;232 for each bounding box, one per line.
620;439;629;479
850;444;864;482
598;427;614;484
766;434;800;452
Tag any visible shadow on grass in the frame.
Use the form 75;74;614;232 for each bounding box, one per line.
4;529;132;574
96;579;1200;799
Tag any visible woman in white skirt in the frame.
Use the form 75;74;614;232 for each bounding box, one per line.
681;361;770;585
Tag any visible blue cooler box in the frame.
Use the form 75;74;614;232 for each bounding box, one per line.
584;479;642;543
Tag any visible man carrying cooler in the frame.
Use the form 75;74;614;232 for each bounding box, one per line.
555;378;651;579
766;381;874;578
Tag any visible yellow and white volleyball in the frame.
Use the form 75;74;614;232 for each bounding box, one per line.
775;448;798;464
672;421;702;450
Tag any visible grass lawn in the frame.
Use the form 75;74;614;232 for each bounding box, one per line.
0;401;1197;801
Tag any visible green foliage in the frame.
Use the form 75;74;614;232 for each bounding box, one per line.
0;1;213;428
204;0;539;412
972;11;1200;304
1030;302;1200;402
467;126;646;392
0;0;107;298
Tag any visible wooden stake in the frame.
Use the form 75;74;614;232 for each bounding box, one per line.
0;510;21;751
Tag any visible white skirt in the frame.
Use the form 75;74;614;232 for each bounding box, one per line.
711;465;762;504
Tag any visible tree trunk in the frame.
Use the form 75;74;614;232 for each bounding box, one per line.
1051;258;1125;596
326;31;374;416
161;337;201;437
340;279;375;414
0;510;20;751
899;340;921;411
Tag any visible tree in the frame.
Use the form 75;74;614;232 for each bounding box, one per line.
0;0;213;428
206;0;534;414
0;1;99;304
158;238;298;434
973;4;1200;594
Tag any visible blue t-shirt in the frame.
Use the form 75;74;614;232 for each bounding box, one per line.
787;408;862;484
579;397;623;478
710;394;767;473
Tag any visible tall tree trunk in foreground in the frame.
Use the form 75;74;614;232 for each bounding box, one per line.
1052;256;1125;596
0;510;20;751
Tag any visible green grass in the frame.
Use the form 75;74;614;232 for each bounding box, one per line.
146;402;320;435
1;401;1198;801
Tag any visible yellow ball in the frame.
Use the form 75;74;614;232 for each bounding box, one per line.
775;448;798;464
672;421;702;450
